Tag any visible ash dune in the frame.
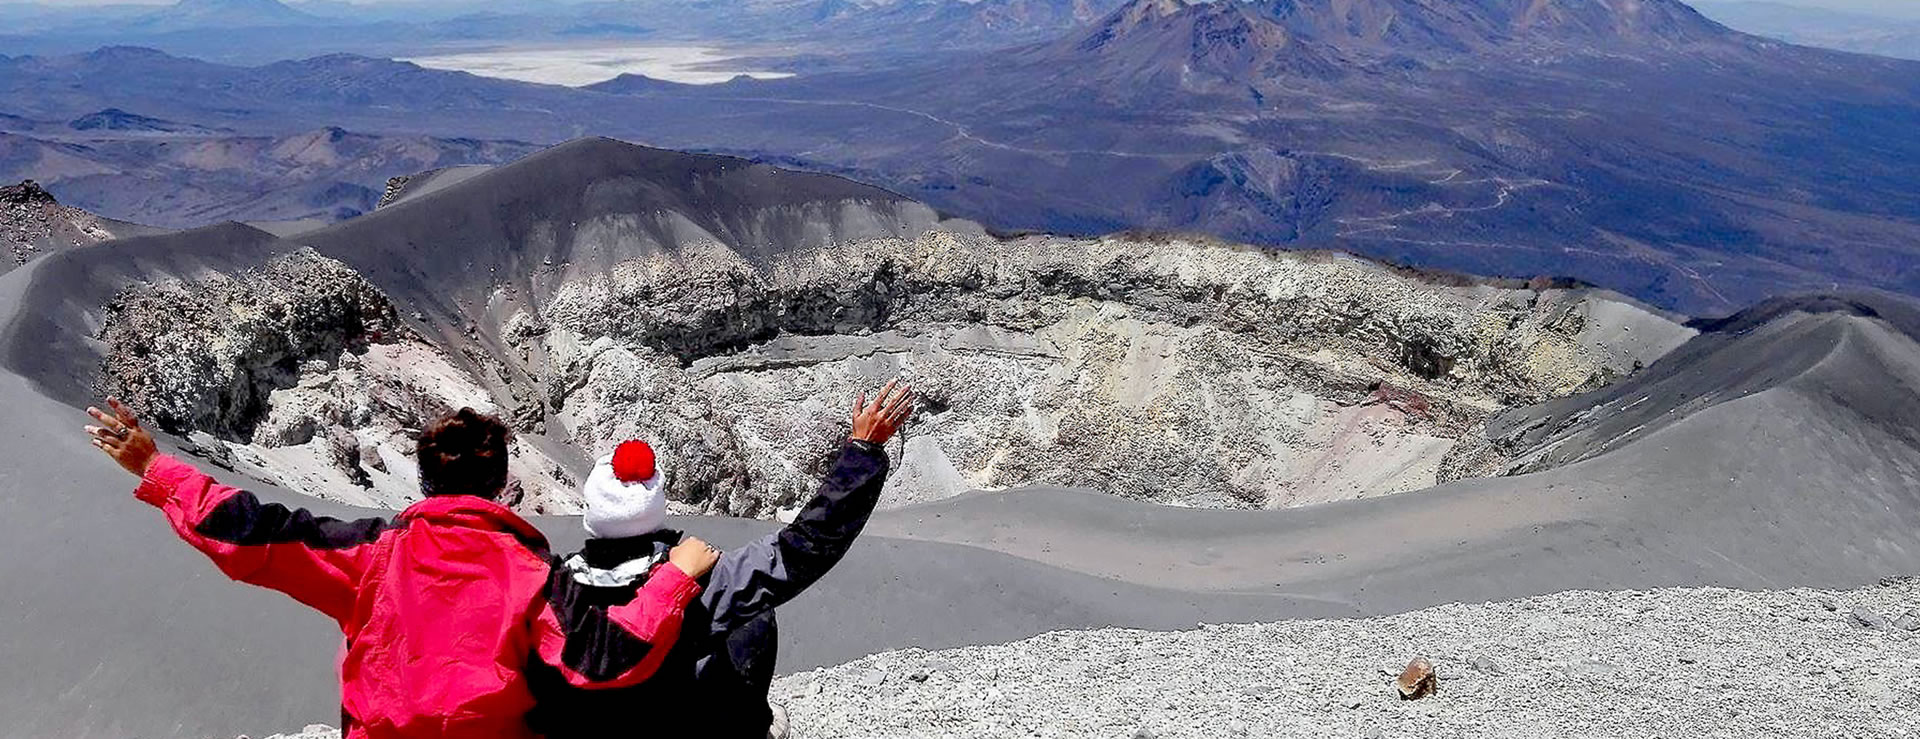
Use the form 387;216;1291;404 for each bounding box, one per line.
2;139;1918;737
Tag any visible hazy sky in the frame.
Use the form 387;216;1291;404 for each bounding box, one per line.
1715;0;1920;18
7;0;1920;20
0;0;1899;4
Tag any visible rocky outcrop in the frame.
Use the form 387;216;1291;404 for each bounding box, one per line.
376;174;413;209
98;248;407;439
91;227;1689;517
95;249;576;510
0;179;144;274
512;230;1689;517
0;180;56;206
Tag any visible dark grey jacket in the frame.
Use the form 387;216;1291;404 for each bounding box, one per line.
526;439;891;738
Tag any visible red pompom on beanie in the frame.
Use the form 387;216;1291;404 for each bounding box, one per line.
611;440;656;484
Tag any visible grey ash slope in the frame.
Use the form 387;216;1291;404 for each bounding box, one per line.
873;299;1920;608
290;137;956;420
1;141;1919;737
309;137;946;290
1492;292;1920;476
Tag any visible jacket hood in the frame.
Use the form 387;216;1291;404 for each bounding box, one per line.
398;494;550;554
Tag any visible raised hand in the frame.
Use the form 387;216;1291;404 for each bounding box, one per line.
667;535;721;579
84;397;158;477
849;378;913;445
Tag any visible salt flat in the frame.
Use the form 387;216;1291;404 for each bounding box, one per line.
400;44;795;86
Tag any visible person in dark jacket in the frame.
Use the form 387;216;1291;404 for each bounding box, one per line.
528;379;914;739
83;400;720;739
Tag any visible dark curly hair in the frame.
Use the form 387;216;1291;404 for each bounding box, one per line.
416;408;510;499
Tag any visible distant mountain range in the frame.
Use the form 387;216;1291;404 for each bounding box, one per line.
7;0;1920;65
1;0;1918;313
0;0;1131;62
0;118;539;226
624;0;1916;312
132;0;321;32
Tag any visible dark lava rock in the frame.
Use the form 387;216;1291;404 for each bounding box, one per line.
0;180;55;205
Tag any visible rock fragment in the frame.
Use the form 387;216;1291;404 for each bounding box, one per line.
1849;606;1890;631
1395;657;1437;700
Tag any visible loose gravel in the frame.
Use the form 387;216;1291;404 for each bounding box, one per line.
773;580;1920;739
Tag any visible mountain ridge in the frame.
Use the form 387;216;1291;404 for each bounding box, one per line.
4;3;1920;313
1045;0;1336;86
134;0;322;31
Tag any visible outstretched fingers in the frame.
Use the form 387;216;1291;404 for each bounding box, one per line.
848;379;914;444
85;406;121;429
108;397;141;429
883;383;912;412
867;379;899;415
884;390;913;424
86;407;128;439
82;398;159;477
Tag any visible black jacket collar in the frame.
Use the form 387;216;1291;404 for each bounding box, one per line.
580;530;682;568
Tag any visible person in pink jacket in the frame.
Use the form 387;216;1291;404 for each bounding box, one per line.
85;400;720;738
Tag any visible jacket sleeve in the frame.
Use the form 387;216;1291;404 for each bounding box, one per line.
532;561;703;689
133;454;388;627
703;439;890;632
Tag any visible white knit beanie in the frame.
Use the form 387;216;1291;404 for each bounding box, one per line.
581;440;668;539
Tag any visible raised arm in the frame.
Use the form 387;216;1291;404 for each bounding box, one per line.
704;380;911;631
86;398;386;626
